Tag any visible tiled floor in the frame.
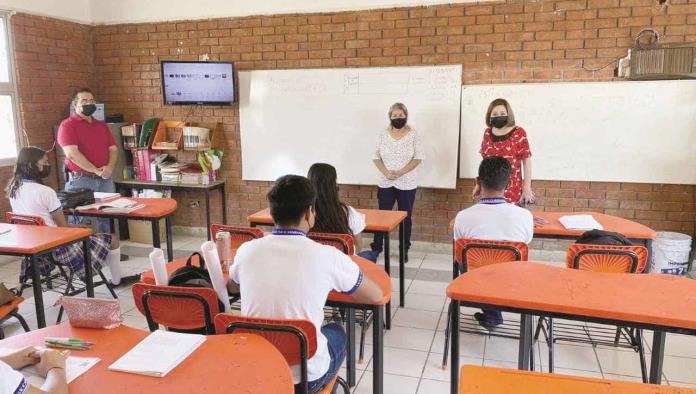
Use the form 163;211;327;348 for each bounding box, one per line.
2;234;696;393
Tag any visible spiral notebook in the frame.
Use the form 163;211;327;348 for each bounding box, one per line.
108;330;205;377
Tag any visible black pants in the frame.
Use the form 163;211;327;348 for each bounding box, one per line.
370;187;417;253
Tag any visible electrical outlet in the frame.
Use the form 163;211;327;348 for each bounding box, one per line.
188;200;200;208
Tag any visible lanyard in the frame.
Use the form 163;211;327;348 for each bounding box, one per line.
271;228;307;237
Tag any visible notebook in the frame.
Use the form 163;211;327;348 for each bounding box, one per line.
558;215;604;231
76;198;145;214
108;330;205;377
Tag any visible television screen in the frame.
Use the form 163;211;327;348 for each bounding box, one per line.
161;61;235;105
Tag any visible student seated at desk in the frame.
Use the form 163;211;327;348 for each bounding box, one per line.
0;346;68;394
453;156;533;328
307;163;366;253
5;147;124;286
227;175;382;394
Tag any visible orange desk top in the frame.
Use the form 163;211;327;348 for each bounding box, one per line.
0;224;92;255
446;262;696;333
459;365;696;394
0;324;294;393
248;208;407;232
141;254;392;306
73;197;178;219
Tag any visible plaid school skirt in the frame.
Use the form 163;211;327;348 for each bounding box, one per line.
19;234;111;283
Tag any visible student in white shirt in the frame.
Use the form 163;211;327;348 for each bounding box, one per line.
307;163;366;253
227;175;382;394
453;156;533;328
0;346;68;394
5;147;124;286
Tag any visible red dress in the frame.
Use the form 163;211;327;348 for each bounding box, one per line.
479;126;532;204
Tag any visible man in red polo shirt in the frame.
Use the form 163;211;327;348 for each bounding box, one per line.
57;87;124;285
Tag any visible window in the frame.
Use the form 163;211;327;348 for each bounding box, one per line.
0;12;20;164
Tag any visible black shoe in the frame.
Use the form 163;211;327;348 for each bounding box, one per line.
474;312;502;329
111;274;139;287
120;254;130;262
405;249;409;263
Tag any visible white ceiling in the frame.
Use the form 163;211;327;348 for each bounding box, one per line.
1;0;483;25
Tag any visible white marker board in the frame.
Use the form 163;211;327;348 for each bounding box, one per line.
459;80;696;184
239;65;462;188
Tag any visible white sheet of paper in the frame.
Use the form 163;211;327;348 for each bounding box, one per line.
20;356;100;385
558;215;604;231
93;192;121;200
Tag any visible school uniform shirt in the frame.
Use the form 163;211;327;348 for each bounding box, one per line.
9;181;62;227
229;231;363;383
57;114;116;175
453;197;534;244
347;206;366;235
0;361;29;394
373;128;424;190
479;126;532;204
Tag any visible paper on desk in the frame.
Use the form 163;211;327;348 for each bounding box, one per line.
201;241;231;312
93;192;120;200
149;248;169;286
558;215;604;231
108;330;205;377
22;356;100;385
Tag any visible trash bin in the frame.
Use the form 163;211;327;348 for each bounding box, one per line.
649;232;692;275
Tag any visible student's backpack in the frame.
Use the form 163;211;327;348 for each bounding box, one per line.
575;229;632;246
168;252;214;288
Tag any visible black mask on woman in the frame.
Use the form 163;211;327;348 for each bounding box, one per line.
38;164;51;179
490;116;508;129
81;104;97;117
391;118;407;129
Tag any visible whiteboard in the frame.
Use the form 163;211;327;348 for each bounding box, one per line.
239;65;462;188
459;80;696;184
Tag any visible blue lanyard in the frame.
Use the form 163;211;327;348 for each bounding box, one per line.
479;197;507;205
272;228;307;237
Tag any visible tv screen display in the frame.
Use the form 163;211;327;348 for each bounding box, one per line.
161;61;235;105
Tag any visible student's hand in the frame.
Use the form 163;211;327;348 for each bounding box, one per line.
522;186;535;204
33;349;68;377
0;347;40;369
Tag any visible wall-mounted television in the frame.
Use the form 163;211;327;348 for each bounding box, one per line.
161;61;235;105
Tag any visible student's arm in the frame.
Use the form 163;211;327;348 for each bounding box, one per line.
98;146;119;179
349;274;383;304
521;157;535;204
26;349;68;394
62;146;100;174
395;159;421;177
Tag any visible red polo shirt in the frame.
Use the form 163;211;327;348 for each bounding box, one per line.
57;114;116;174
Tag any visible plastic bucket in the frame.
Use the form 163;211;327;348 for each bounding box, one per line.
649;232;692;275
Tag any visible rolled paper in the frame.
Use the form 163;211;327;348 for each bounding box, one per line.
201;241;232;312
148;248;169;286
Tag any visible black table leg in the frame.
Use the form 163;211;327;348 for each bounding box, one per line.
29;255;46;328
372;305;384;394
152;219;161;250
450;300;460;394
346;307;356;386
165;216;173;262
399;223;405;307
649;330;666;384
221;183;227;225
83;238;94;298
518;314;532;370
205;189;212;241
383;232;391;330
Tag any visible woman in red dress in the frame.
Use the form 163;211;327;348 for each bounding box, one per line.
476;98;535;205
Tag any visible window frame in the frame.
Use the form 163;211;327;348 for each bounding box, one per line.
0;10;22;166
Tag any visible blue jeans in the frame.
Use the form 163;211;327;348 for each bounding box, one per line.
296;323;346;394
65;175;115;234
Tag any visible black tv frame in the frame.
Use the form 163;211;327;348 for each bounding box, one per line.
160;60;236;106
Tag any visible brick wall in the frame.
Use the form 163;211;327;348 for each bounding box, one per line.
10;1;696;244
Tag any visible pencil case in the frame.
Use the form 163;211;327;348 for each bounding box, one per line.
59;296;122;329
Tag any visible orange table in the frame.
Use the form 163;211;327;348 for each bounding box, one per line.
446;261;696;393
73;197;178;261
140;254;392;393
247;207;408;325
459;365;696;394
0;323;293;393
0;224;93;328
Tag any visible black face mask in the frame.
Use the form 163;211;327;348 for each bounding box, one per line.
391;117;407;129
490;116;508;129
81;104;97;117
38;164;51;179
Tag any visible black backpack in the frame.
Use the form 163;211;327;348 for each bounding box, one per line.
576;229;632;246
168;252;214;288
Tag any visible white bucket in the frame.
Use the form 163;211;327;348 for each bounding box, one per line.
649;232;692;275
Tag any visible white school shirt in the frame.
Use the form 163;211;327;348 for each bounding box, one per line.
347;206;366;236
373;128;424;190
0;361;29;394
453;197;534;244
229;231;362;383
9;181;62;227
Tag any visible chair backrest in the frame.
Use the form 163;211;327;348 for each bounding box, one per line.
6;212;46;226
566;244;648;273
454;238;529;274
308;232;355;255
210;224;264;251
214;313;317;393
132;283;220;334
